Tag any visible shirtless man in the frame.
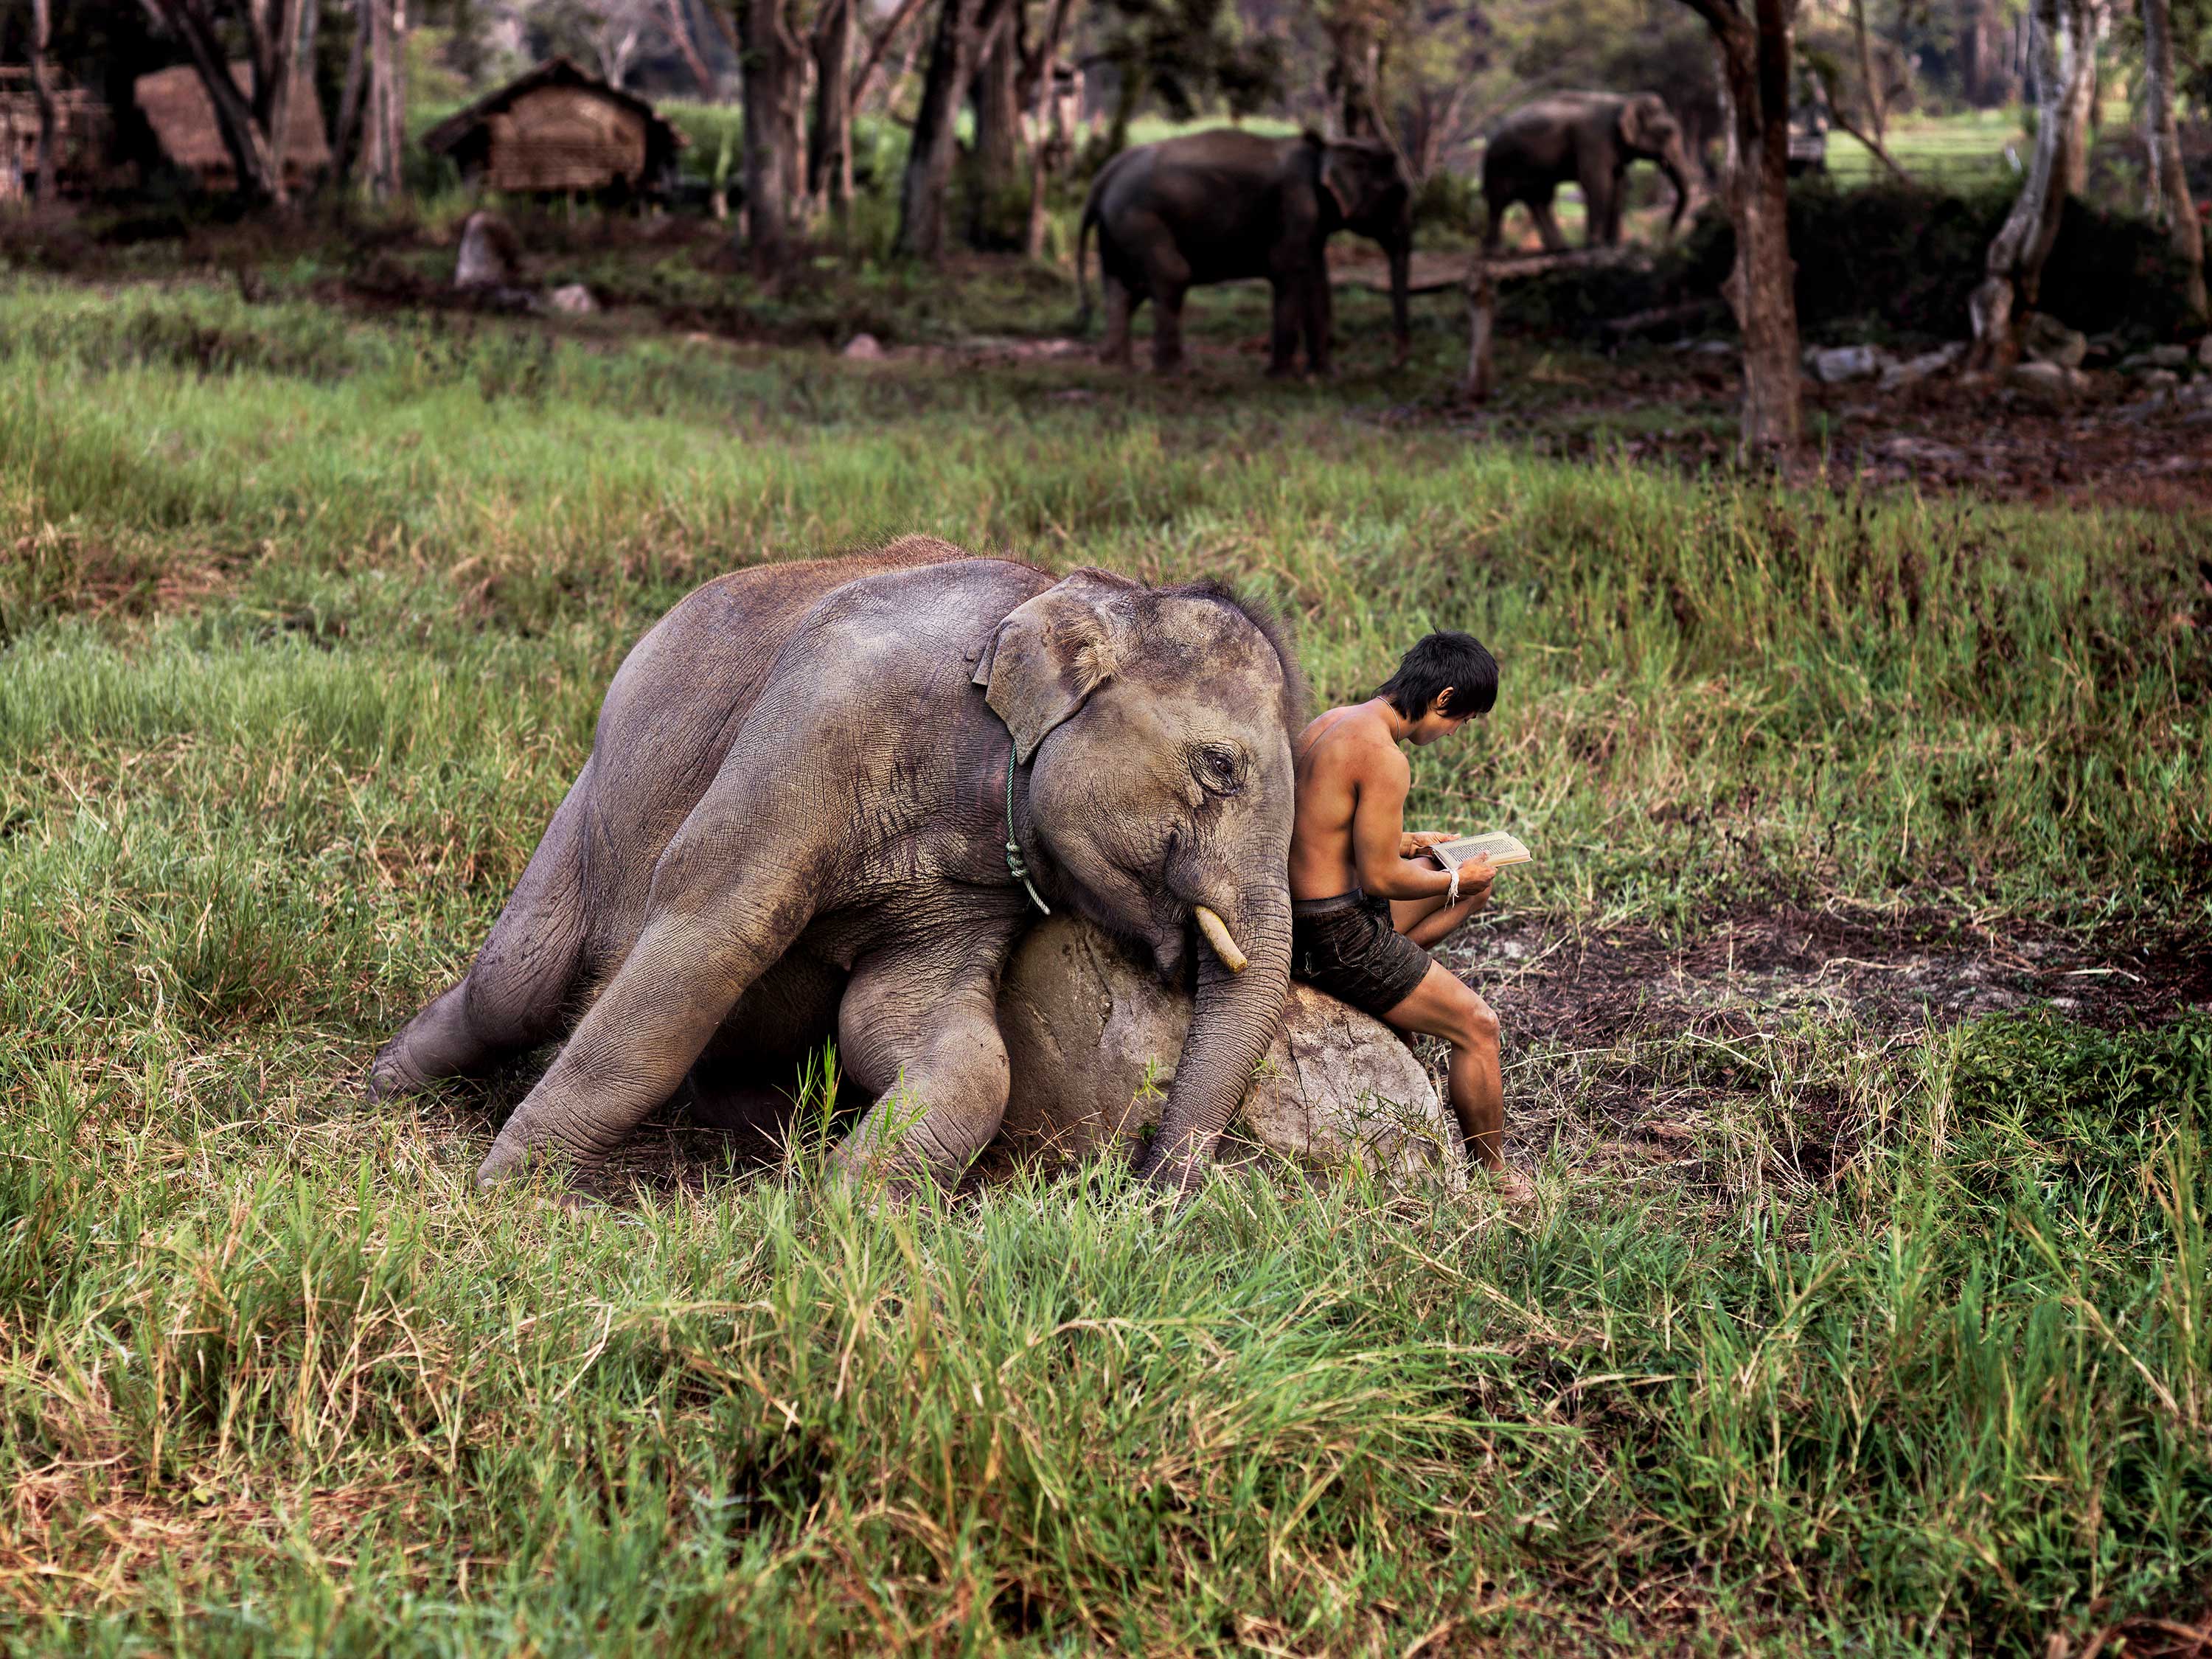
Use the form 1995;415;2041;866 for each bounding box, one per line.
1289;631;1528;1197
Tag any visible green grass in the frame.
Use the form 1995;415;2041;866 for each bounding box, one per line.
1;273;2208;1653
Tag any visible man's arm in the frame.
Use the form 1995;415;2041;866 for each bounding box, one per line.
1349;744;1460;900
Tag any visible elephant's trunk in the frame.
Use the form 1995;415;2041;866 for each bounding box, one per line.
1660;145;1694;239
1385;228;1412;366
1137;883;1292;1194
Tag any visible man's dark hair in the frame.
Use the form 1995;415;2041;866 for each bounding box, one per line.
1374;631;1498;720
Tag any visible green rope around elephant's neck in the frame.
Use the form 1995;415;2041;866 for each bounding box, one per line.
1005;745;1051;916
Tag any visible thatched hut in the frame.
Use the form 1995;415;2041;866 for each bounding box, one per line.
0;66;114;199
420;58;684;197
133;62;330;191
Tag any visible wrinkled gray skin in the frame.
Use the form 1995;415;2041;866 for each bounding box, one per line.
1076;128;1412;376
369;539;1301;1196
1481;91;1694;254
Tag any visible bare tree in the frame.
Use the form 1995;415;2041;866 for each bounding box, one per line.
663;0;720;93
851;0;933;109
808;0;857;215
28;0;57;201
136;0;307;205
1967;0;2101;365
897;0;1012;260
735;0;806;262
1675;0;1804;458
2141;0;2207;324
1021;0;1080;257
364;0;408;201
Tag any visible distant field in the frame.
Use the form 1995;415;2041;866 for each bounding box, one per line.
0;275;2206;1654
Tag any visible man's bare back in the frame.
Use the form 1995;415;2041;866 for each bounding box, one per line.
1290;702;1425;902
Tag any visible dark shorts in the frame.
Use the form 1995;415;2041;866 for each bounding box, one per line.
1290;890;1433;1019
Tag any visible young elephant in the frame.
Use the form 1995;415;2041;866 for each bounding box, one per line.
370;539;1301;1196
1481;91;1696;254
1076;128;1412;376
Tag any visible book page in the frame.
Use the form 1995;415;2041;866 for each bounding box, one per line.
1431;831;1531;871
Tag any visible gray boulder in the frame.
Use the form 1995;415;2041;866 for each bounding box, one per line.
2023;314;2089;369
453;209;522;291
547;283;599;316
992;916;1461;1183
2009;360;2088;400
1807;344;1888;384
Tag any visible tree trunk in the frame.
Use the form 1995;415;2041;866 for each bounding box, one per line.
2140;0;2205;322
364;0;408;201
809;0;856;216
736;0;805;264
29;0;58;202
1680;0;1803;459
1458;251;1495;403
1020;0;1079;257
664;0;719;96
139;0;288;202
1324;4;1382;139
852;0;933;110
1850;0;1885;153
250;0;304;209
897;0;1007;260
971;24;1022;195
335;0;371;182
1967;0;2098;365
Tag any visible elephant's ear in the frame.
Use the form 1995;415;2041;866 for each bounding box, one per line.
973;571;1133;762
1618;95;1667;151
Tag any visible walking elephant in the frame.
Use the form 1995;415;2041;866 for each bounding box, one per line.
1481;91;1696;254
1076;128;1412;376
369;538;1302;1197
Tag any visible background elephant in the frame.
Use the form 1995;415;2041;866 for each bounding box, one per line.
1076;128;1412;376
1481;91;1696;254
369;538;1303;1196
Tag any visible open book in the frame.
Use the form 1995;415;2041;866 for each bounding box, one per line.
1428;831;1531;873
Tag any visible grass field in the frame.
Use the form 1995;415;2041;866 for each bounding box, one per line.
1;271;2209;1655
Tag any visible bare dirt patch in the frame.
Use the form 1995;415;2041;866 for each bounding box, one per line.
1452;902;2211;1048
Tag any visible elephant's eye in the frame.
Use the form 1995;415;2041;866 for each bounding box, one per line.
1190;742;1245;798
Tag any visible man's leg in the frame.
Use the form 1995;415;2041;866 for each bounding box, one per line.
1390;890;1485;950
1381;962;1528;1197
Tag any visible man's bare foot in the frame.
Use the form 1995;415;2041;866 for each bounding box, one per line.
1476;1164;1536;1206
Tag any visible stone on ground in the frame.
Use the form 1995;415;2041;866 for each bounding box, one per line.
992;916;1462;1183
548;283;599;316
453;210;521;291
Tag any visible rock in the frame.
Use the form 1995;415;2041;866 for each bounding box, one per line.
1807;344;1887;383
841;332;885;360
992;917;1462;1183
2008;360;2087;400
2120;344;2190;373
1878;343;1965;390
547;283;598;316
2199;335;2212;369
2022;313;2088;369
453;209;521;291
1871;434;1965;468
2143;368;2181;390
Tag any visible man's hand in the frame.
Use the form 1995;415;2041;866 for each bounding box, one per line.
1402;830;1456;858
1453;856;1495;905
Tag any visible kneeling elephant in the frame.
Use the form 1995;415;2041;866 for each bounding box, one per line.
370;539;1302;1196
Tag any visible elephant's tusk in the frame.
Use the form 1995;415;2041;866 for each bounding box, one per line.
1193;906;1248;975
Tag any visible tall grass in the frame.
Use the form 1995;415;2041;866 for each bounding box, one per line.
1;277;2207;1652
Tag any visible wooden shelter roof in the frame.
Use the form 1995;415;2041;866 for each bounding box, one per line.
133;62;330;178
420;58;685;159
